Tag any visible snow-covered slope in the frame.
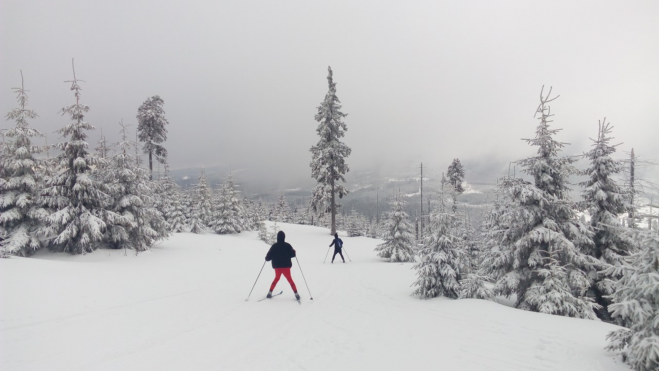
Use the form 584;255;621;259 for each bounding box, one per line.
0;223;627;371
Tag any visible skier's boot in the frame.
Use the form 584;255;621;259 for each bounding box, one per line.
295;292;301;300
266;291;273;299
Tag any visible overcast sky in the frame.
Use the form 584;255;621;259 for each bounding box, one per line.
2;0;658;187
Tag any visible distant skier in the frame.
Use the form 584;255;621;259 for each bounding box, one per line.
329;233;345;263
265;231;300;300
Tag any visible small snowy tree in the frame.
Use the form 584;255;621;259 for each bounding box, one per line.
188;170;213;234
479;178;516;281
102;121;166;252
275;191;291;223
580;119;635;321
95;128;110;160
310;66;351;235
413;202;465;299
447;158;465;194
264;222;280;245
40;62;124;254
159;174;187;233
375;193;416;262
606;228;659;371
209;175;243;234
0;72;47;256
459;273;493;300
180;188;193;231
347;209;363;237
137;95;168;180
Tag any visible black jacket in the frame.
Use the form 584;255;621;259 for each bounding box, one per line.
330;237;343;250
265;233;296;268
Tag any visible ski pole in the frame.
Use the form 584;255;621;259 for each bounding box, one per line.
245;261;267;301
323;246;331;263
342;247;352;262
295;257;314;300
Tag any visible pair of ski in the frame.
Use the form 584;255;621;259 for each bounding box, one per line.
257;291;301;304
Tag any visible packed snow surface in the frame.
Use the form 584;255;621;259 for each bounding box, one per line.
1;223;627;371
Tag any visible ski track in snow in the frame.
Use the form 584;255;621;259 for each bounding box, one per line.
0;223;628;371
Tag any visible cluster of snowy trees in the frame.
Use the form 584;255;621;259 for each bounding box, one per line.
0;67;172;256
402;88;656;371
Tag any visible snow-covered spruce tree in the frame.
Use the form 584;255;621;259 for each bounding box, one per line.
459;209;481;275
137;95;168;180
179;188;193;231
159;173;187;233
413;198;465;298
478;178;517;281
209;175;243;234
241;198;256;231
252;200;267;233
459;271;494;300
39;63;123;254
95;128;109;160
490;87;597;319
447;158;465;194
580;119;635;321
310;66;351;235
606;228;659;371
188;170;213;234
275;191;291;223
347;209;363;237
375;193;416;262
265;222;280;245
102;121;167;252
0;72;47;256
294;204;310;225
257;209;269;244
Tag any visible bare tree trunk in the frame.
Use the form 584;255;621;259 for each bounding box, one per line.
420;162;423;240
629;148;636;227
149;151;153;180
331;178;336;235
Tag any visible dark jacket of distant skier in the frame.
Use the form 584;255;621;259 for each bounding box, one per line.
329;233;345;263
329;234;343;251
265;232;296;268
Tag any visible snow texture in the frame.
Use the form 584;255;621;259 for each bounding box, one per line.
0;223;628;371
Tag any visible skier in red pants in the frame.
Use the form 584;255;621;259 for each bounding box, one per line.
265;231;300;300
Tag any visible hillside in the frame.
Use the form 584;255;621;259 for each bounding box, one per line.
0;223;628;371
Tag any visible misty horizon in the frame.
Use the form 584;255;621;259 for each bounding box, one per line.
2;0;657;191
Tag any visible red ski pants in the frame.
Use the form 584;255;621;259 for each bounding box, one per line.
270;268;297;293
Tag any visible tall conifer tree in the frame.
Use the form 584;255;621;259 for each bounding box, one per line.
310;66;351;235
447;158;465;194
0;72;47;256
137;95;168;180
580;120;634;321
488;87;597;318
40;61;122;254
